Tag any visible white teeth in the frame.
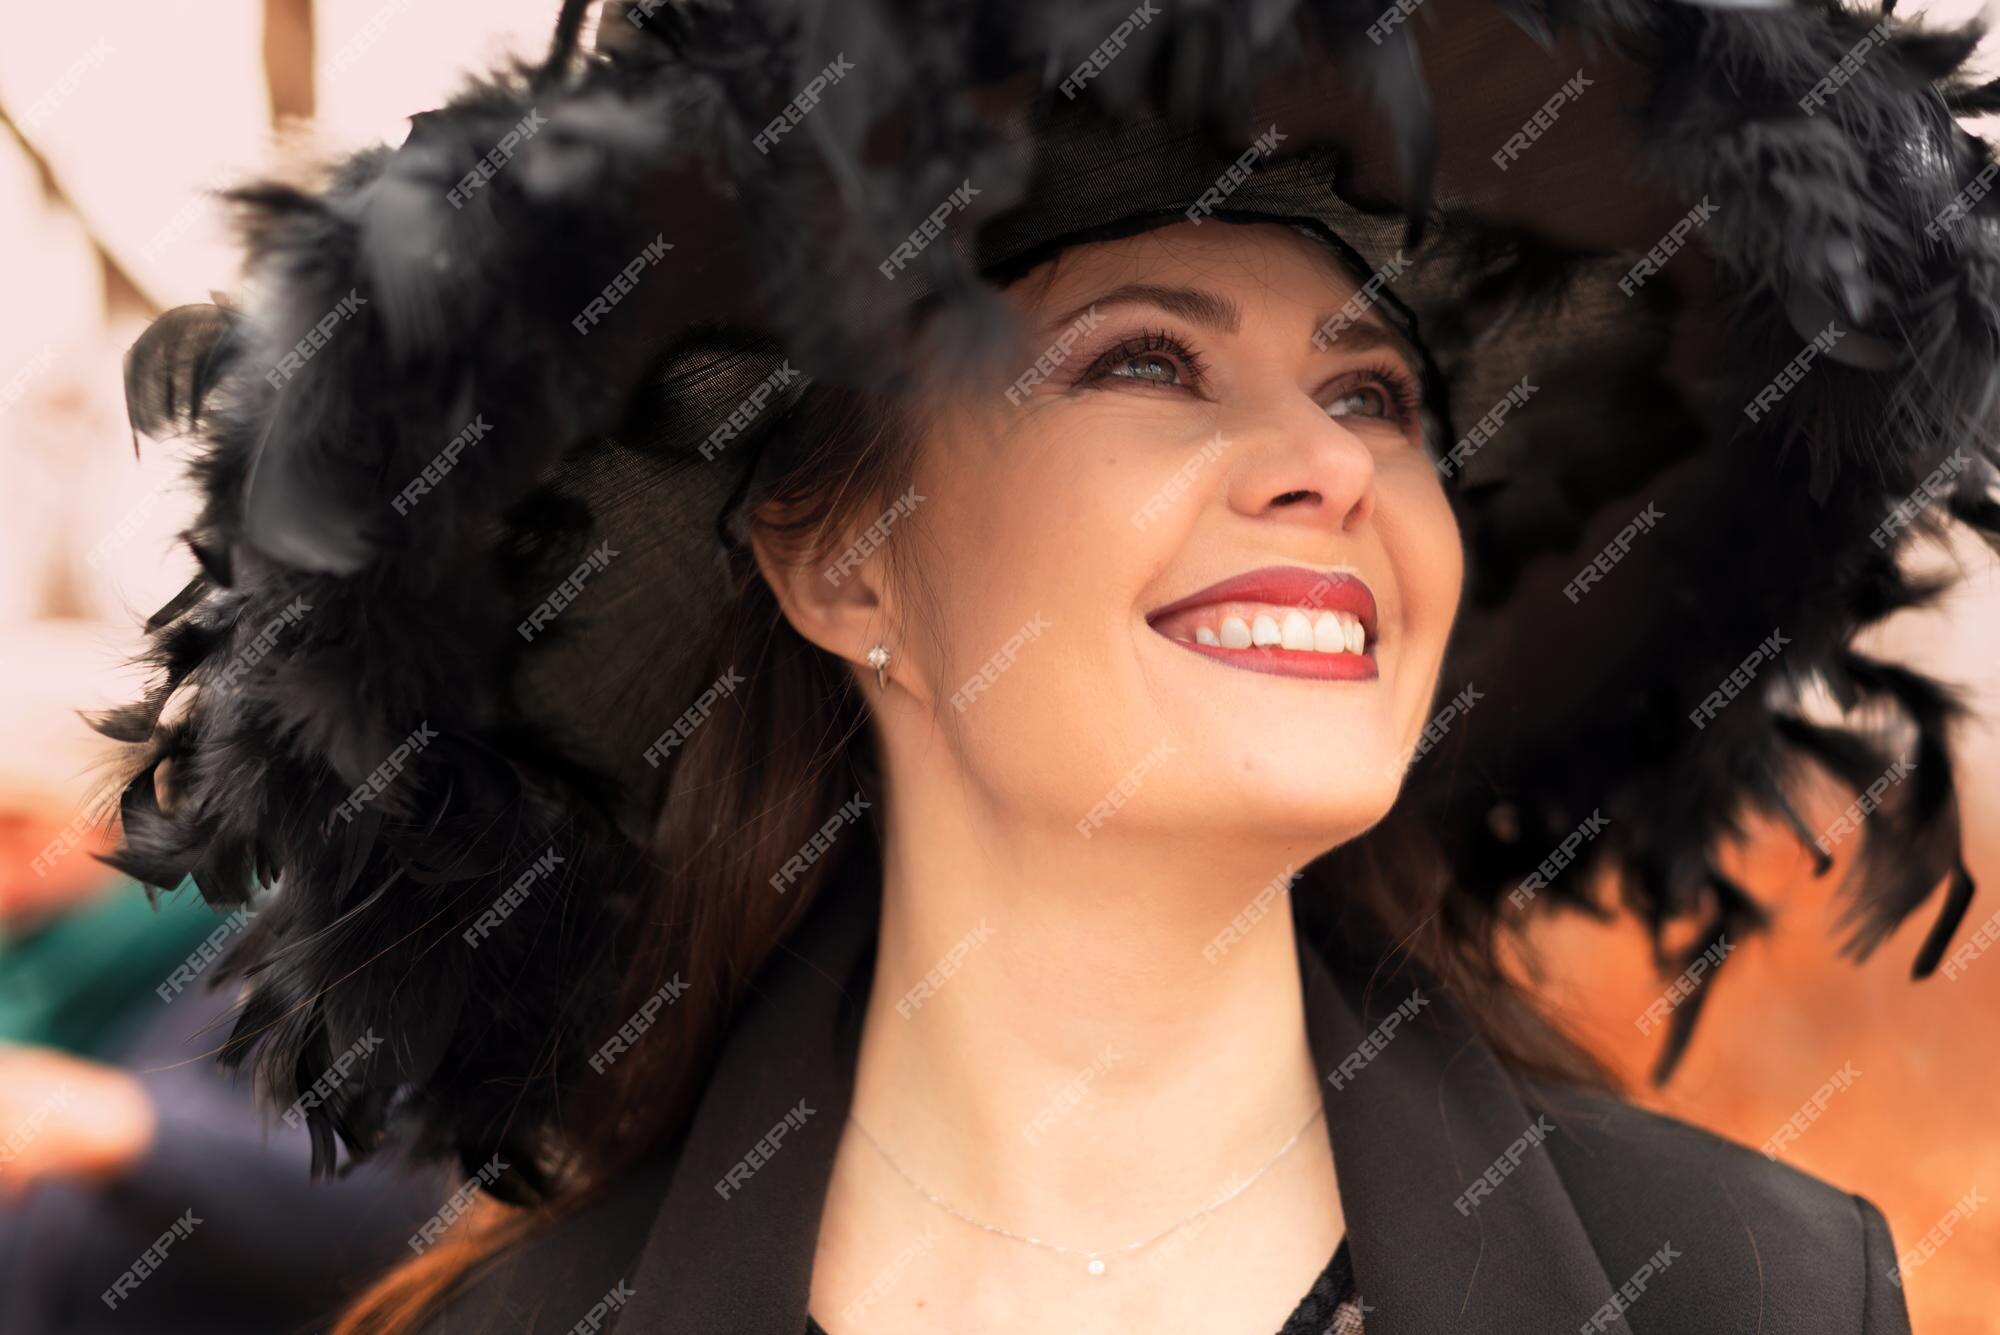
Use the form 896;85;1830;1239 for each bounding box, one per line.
1313;612;1344;653
1173;605;1369;655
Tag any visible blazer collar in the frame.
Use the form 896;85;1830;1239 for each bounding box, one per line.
611;880;1619;1333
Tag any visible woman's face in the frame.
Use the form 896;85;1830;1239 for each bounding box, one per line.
880;221;1465;852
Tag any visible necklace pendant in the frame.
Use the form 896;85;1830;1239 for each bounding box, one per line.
1086;1257;1106;1275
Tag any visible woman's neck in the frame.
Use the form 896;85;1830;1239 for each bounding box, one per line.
846;791;1333;1239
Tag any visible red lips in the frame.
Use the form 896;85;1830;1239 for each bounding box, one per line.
1145;565;1380;682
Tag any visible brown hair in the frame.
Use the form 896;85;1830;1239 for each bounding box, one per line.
333;346;1612;1335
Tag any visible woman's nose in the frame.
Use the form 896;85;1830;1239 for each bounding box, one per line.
1223;402;1378;535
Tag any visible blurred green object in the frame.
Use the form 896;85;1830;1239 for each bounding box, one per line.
0;873;230;1056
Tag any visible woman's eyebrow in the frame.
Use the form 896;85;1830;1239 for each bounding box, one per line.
1044;283;1241;335
1041;281;1416;364
1309;320;1414;362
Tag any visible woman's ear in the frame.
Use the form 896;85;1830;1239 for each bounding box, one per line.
748;504;893;673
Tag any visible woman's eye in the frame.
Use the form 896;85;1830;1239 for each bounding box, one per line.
1108;352;1184;386
1078;331;1206;391
1328;383;1394;419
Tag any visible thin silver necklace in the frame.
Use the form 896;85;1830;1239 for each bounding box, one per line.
846;1103;1326;1276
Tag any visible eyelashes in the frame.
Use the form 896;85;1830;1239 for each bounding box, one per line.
1076;328;1211;391
1072;326;1423;430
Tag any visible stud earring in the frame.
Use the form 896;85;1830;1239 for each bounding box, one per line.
865;643;891;690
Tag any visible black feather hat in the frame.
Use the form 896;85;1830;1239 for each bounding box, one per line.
102;0;1999;1192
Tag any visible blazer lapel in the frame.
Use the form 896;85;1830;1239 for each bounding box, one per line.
610;881;1619;1333
610;879;874;1334
1298;925;1620;1332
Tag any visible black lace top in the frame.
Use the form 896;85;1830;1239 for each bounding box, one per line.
805;1237;1359;1333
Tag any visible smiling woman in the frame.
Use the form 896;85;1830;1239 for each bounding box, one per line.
91;1;1999;1333
748;224;1468;1330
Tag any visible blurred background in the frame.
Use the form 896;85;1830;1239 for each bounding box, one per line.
0;2;1995;1332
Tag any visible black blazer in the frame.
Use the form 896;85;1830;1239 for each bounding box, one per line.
419;879;1911;1334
